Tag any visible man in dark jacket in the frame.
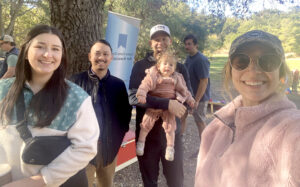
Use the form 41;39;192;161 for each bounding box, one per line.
71;39;132;187
0;35;19;78
129;24;192;187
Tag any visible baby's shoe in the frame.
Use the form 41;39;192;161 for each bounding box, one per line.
136;141;145;156
165;146;175;161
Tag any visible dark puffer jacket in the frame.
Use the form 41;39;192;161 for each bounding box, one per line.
71;69;132;166
0;47;19;78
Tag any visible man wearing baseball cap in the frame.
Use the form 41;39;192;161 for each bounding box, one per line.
0;34;19;79
129;24;192;187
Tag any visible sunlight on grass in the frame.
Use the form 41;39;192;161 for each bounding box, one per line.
209;56;227;81
287;58;300;71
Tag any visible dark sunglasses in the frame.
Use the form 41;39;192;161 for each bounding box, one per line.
230;53;282;72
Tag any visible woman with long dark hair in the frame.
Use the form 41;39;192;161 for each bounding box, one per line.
0;25;99;187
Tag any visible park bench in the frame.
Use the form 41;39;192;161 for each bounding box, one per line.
207;100;225;114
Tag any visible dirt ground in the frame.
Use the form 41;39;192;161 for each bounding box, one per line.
113;80;300;187
113;110;203;187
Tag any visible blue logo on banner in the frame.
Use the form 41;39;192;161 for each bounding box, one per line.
118;34;127;48
105;12;141;89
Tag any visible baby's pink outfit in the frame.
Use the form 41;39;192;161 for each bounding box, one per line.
136;66;194;146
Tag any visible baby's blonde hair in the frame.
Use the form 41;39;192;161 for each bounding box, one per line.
156;50;177;70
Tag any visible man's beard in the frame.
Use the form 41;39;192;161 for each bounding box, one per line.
96;67;106;71
95;61;106;71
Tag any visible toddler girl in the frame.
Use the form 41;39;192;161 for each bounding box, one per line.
136;51;195;161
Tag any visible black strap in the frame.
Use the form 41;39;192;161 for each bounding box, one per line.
15;91;33;142
16;90;25;121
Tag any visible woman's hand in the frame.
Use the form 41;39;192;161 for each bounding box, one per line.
3;174;46;187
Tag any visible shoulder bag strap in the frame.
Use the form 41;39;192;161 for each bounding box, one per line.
15;91;33;142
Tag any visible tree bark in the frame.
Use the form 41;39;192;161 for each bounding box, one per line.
0;2;3;36
4;0;24;35
49;0;105;74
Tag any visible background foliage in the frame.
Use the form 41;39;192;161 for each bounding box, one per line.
1;0;300;60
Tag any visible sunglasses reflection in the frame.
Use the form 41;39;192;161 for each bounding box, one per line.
230;53;282;72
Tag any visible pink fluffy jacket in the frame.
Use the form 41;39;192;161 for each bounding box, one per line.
195;93;300;187
136;66;194;105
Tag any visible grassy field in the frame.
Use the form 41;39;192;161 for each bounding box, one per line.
286;58;300;71
208;56;227;81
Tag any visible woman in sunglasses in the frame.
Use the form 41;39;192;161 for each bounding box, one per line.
194;30;300;187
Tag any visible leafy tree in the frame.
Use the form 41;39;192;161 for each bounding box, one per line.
185;0;297;18
0;0;49;46
220;9;300;55
220;18;241;49
104;0;166;60
3;0;298;73
14;2;50;46
204;34;223;56
50;0;298;73
0;0;24;36
104;0;208;60
0;0;47;35
288;8;300;55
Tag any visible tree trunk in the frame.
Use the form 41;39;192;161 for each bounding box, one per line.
49;0;105;75
0;2;3;36
4;0;24;36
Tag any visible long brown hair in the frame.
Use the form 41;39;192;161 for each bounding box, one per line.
0;25;69;128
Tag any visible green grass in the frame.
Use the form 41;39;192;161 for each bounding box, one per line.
209;56;227;81
286;58;300;71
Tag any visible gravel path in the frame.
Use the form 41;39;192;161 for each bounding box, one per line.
113;111;203;187
113;77;224;187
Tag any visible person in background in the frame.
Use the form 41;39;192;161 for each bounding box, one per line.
182;34;210;140
0;24;99;187
136;50;195;161
195;30;300;186
129;24;192;187
71;39;132;187
292;69;299;93
0;35;19;79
